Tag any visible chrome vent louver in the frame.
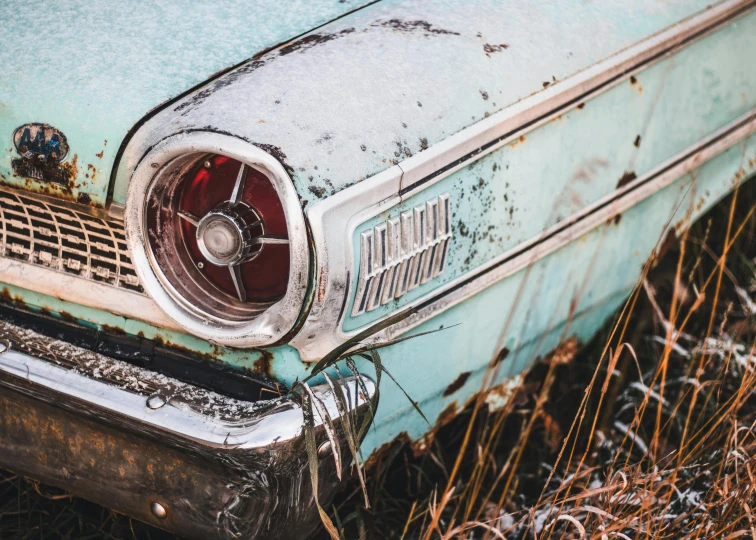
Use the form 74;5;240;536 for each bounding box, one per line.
0;189;143;294
352;193;452;316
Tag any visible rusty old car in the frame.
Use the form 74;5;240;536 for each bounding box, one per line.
0;0;755;538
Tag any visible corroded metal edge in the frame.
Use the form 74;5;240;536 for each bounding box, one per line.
0;318;374;539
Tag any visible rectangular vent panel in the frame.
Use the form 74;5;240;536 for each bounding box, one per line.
0;190;144;294
352;193;451;316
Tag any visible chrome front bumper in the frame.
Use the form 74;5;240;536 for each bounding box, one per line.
0;319;374;539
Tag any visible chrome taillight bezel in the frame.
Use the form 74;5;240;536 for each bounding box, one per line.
125;132;310;347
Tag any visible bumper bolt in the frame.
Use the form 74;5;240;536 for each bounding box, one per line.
146;394;166;410
150;501;168;519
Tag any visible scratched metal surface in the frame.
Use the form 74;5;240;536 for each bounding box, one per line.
344;12;756;330
0;0;374;208
114;0;713;207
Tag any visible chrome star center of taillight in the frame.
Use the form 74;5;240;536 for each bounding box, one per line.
175;162;289;302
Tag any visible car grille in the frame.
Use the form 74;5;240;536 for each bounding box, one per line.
0;189;143;294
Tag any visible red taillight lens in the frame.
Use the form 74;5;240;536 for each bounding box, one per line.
146;154;290;320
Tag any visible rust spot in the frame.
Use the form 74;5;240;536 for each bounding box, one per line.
252;350;274;376
149;335;227;363
10;152;78;190
419;137;429;150
630;75;638;85
576;102;585;110
278;28;356;56
308;185;326;198
363;432;411;470
0;288;26;308
4;154;102;209
377;19;460;36
480;90;489;100
541;337;578;366
95;150;104;159
253;143;292;175
542;81;550;88
509;135;526;148
434;402;459;433
483;43;509;56
633;135;642;148
77;192;91;205
317;267;328;303
493;346;510;365
617;170;637;189
101;324;126;336
58;311;76;322
443;371;471;397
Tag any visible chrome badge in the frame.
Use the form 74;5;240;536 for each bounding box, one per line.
352;193;452;316
12;123;71;184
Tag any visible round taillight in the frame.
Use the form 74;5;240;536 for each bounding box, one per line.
146;154;291;320
125;133;309;346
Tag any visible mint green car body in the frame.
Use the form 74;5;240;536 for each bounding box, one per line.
0;0;755;498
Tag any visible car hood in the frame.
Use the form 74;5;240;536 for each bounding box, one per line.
0;0;372;209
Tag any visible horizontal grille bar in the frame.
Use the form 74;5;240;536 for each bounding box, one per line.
0;189;144;294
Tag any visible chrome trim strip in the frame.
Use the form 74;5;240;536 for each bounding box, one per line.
0;258;183;331
291;0;755;362
398;0;756;197
295;106;756;360
291;167;401;360
0;318;373;448
126;132;310;347
389;108;756;338
107;201;125;221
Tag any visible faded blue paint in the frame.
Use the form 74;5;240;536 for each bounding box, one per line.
344;12;756;330
0;0;754;459
0;0;374;206
359;140;756;457
113;0;715;208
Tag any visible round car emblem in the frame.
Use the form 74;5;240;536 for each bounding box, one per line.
13;123;69;162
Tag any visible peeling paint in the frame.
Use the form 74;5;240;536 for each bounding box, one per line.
442;371;471;397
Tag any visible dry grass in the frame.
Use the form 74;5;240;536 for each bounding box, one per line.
323;179;756;539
